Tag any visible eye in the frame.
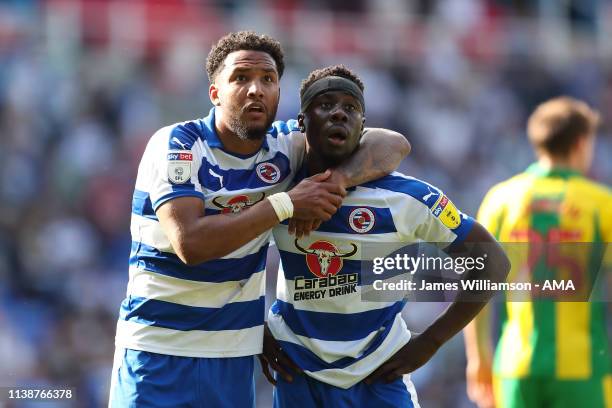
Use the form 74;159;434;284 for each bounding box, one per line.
263;75;275;83
345;104;357;112
320;102;332;110
235;74;247;82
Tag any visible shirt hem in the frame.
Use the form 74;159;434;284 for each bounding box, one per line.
115;340;262;358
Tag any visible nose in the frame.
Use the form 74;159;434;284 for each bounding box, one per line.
330;106;348;123
247;81;264;99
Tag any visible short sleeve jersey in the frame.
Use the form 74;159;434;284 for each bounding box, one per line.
115;108;304;358
269;171;474;388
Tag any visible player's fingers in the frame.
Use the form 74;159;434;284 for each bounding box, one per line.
293;220;307;238
383;369;404;383
314;204;337;221
308;169;332;182
316;194;342;214
270;359;293;383
288;219;297;235
276;350;303;374
319;182;347;198
364;363;392;384
258;355;277;386
296;219;318;237
312;219;322;230
323;192;343;208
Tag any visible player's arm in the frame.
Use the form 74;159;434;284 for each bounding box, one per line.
289;128;410;237
331;128;410;188
366;222;510;383
464;304;495;408
462;186;503;407
157;171;345;265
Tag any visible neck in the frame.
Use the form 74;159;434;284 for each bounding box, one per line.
214;111;264;155
306;150;328;175
537;155;583;174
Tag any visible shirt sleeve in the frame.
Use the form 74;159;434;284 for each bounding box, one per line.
413;193;475;244
390;180;475;245
144;125;205;211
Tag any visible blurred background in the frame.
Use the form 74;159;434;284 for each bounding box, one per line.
0;0;610;407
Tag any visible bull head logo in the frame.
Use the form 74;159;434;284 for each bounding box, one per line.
212;193;266;214
294;239;357;278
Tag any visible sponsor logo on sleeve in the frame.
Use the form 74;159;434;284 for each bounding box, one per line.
167;151;192;184
432;195;461;229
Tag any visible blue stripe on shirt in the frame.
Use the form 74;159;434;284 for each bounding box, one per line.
271;300;404;341
198;151;290;191
361;174;441;208
151;189;204;212
363;174;475;243
314;206;397;235
275;319;394;372
132;190;157;220
129;241;268;282
120;295;264;331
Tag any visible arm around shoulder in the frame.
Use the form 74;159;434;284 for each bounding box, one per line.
333;128;411;188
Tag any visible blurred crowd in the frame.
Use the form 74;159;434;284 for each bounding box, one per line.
0;0;610;407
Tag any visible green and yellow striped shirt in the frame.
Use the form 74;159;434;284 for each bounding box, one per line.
478;163;611;379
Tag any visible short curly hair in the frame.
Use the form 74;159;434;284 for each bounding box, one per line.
299;65;364;99
206;31;285;82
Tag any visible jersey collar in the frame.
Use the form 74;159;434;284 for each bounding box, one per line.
526;162;581;179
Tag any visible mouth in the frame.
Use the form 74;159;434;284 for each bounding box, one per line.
245;103;266;115
326;126;349;145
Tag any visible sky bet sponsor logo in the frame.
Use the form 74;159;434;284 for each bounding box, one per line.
167;151;192;184
167;152;193;161
431;195;461;229
293;239;358;301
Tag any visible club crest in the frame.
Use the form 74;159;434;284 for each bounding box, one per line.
348;207;375;233
256;162;281;184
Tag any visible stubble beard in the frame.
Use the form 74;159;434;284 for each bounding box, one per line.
230;107;277;141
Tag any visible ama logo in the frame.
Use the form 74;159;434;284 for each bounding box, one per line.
294;239;357;278
348;208;375;233
212;193;265;214
256;162;281;184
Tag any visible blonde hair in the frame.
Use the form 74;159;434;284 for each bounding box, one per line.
527;96;600;157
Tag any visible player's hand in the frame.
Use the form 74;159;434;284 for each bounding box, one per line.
466;359;495;408
287;218;323;238
326;169;349;191
364;333;439;384
288;170;346;222
259;324;302;386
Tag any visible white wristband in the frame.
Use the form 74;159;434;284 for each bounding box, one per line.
267;192;294;222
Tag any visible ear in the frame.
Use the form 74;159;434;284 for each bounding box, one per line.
297;113;306;132
209;83;221;106
361;117;366;132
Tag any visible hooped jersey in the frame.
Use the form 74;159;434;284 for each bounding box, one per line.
269;171;475;388
116;108;304;358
